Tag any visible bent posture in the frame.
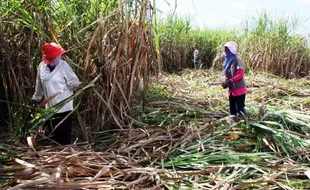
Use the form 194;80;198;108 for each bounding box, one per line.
31;42;81;145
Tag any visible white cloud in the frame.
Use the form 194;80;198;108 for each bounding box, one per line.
297;0;310;4
176;5;193;15
231;0;246;10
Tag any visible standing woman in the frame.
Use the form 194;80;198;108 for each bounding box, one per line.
221;41;247;116
193;44;200;69
30;42;81;145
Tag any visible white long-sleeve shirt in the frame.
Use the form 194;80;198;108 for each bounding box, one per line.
194;49;199;61
32;59;81;113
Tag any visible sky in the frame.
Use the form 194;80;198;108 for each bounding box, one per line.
155;0;310;35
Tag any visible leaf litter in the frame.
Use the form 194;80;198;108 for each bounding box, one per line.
1;70;310;189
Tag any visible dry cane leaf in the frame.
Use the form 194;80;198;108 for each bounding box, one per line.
305;169;310;179
27;136;37;152
126;175;150;189
14;158;35;168
7;176;52;190
56;165;62;186
91;166;110;182
15;167;36;178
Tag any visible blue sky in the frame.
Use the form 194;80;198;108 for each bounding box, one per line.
156;0;310;35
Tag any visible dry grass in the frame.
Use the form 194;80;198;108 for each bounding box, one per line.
0;144;163;189
1;111;310;189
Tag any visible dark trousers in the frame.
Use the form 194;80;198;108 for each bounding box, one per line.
229;94;246;116
194;60;199;69
47;111;72;145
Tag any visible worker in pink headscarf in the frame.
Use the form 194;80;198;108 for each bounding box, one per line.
221;41;247;117
30;42;81;145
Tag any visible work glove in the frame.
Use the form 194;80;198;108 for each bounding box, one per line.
29;99;39;107
222;79;232;89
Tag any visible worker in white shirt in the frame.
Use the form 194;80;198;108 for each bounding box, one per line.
30;42;81;145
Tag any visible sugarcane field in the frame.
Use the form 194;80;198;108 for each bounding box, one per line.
1;0;310;189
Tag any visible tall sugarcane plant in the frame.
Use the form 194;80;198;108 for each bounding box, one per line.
0;0;160;140
156;11;310;76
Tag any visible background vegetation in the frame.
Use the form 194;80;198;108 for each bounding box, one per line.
158;12;310;78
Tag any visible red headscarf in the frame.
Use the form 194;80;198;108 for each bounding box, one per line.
42;42;66;65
